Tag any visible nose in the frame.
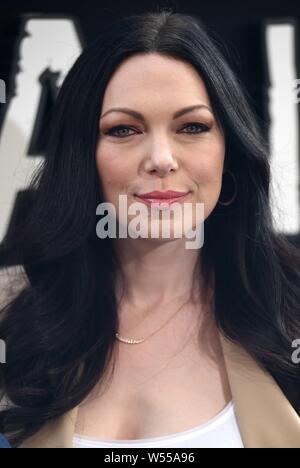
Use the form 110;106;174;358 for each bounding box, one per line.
144;141;179;177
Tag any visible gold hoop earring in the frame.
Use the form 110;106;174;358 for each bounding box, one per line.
218;170;238;206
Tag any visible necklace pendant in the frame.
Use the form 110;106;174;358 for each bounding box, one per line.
115;333;145;344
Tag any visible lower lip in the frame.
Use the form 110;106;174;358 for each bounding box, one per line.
135;193;190;208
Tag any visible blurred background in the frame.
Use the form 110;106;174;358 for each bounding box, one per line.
0;0;299;266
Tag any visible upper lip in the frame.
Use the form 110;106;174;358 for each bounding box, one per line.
136;190;190;199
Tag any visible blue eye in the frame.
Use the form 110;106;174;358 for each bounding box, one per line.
180;123;210;134
105;126;136;138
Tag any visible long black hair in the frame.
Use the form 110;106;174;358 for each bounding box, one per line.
1;8;300;447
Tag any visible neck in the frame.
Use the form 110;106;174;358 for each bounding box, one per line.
114;237;202;309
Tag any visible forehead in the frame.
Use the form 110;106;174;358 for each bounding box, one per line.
101;53;212;109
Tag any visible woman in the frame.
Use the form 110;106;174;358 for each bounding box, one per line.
0;9;300;448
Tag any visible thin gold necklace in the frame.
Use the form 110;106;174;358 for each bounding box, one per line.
115;299;189;345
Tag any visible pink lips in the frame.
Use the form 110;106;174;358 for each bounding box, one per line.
135;190;190;207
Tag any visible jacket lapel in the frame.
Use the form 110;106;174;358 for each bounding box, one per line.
20;333;300;448
220;334;300;448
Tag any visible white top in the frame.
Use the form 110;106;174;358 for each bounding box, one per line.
73;401;244;448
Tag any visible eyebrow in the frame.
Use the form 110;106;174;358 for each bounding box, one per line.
100;104;213;121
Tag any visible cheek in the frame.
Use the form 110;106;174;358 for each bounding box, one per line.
95;143;134;193
191;140;225;186
189;138;225;221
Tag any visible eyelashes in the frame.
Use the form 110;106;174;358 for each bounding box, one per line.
180;123;210;134
104;122;210;138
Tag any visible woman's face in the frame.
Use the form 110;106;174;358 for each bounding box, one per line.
96;53;225;240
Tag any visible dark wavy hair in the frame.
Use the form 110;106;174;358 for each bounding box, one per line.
0;8;300;447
